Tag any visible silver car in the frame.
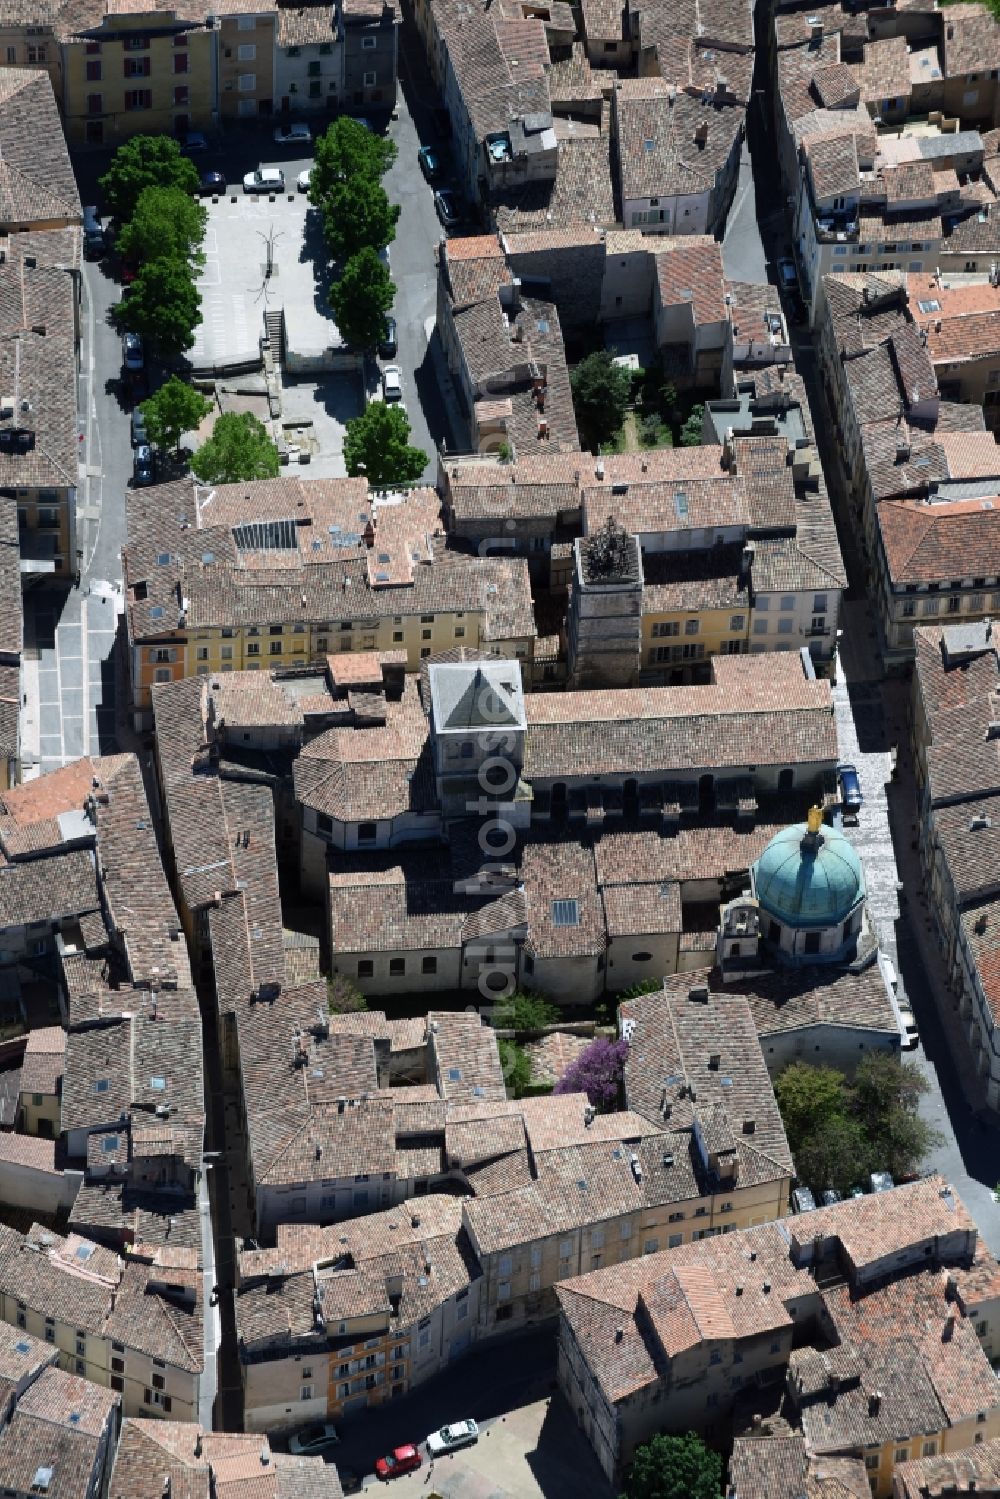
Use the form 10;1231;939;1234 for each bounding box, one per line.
426;1419;479;1456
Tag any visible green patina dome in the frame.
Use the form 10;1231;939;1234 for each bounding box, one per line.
752;820;865;930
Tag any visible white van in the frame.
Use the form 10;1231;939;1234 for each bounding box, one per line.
82;205;105;259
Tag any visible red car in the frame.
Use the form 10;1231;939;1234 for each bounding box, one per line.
375;1445;422;1481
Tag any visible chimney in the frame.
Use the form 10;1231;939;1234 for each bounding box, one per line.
694;121;709;146
943;1314;955;1341
584;1105;596;1127
688;983;710;1003
163;1480;171;1499
743;1118;755;1134
615;1325;624;1342
868;1390;882;1416
810;18;823;41
708;1053;721;1070
740;543;755;578
194;1431;202;1458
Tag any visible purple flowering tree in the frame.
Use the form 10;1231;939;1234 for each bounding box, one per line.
554;1036;630;1112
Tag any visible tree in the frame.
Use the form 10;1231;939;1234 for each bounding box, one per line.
327;974;368;1015
321;177;400;261
343;400;427;489
851;1053;941;1179
329;248;396;352
118;257;201;356
117;186;207;272
554;1036;629;1112
622;1432;722;1499
139;377;213;455
616;979;662;1001
99;134;201;223
793;1112;871;1198
489;992;561;1033
774;1063;849;1158
190;412;280;484
680;405;705;446
311;116;397;201
570;351;631;450
500;1039;532;1099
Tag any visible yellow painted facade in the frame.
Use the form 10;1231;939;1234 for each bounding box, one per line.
642;604;750;676
864;1412;1000;1499
62;13;215;148
218;12;276;123
0;24;62;99
132;612;534;713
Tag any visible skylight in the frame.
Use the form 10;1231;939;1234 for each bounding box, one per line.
674;490;689;521
102;1136;120;1153
94;1079;110;1094
149;1076;167;1091
917;298;941;313
551;898;580;927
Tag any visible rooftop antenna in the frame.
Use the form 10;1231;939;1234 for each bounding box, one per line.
254;226;283;306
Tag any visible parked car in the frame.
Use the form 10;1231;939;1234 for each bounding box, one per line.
870;1171;894;1193
426;1420;479;1457
791;1186;816;1213
243;167;285;194
839;762;863;816
379;316;397;359
434;188;461;228
130;408;147;448
849;1184;865;1198
83;205;105;260
375;1445;422;1481
288;1423;340;1457
777;257;796;286
132;444;154;486
297;168;312;193
382;365;402;402
121;332;144;372
418;145;443;181
180;131;208;153
274;122;312;146
820;1189;842;1206
200;170;226;196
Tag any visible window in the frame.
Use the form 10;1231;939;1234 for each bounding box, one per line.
124;56;151;77
730;614;745;630
948;596;961;613
152;1373;165;1391
111;1374;124;1392
358;822;377;843
753;618;768;635
154;668;171;684
27;44;47;63
895;1449;908;1463
497;1282;511;1301
922;1443;937;1457
684;619;699;636
301;1384;313;1400
4;46;13;64
709;1349;721;1365
865;1456;879;1471
364;71;376;86
270;641;282;654
238;73;257;91
358;960;374;978
392;630;403;643
590;1229;604;1250
644;1237;659;1253
902;599;915;617
923;597;939;616
363;34;377;47
778;618;794;634
238;43;256;59
421;628;432;640
559;1239;572;1259
422;956;437;974
238;13;256;26
125;89;152;110
978;1320;989;1337
174;85;189;105
389;957;405;975
652;621;679;637
174;51;188;73
86;60;101;80
668;1233;682;1247
780;595;795;611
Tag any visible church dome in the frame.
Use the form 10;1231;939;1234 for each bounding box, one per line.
753;815;865;930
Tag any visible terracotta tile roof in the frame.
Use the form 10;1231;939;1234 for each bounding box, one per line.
593;822;783;887
811;62;861;110
0;1132;59;1174
654;235;728;322
851;34;910;104
893;1435;1000;1499
0;848;97;932
0;69;80;223
522;653;837;779
728;1436;871;1499
620;981;792;1176
878;495;1000;585
614;81;745;204
491;134;616;234
19;1024;66;1095
942;3;1000;79
662;961;898;1043
521;839;604;959
804;131;860;201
